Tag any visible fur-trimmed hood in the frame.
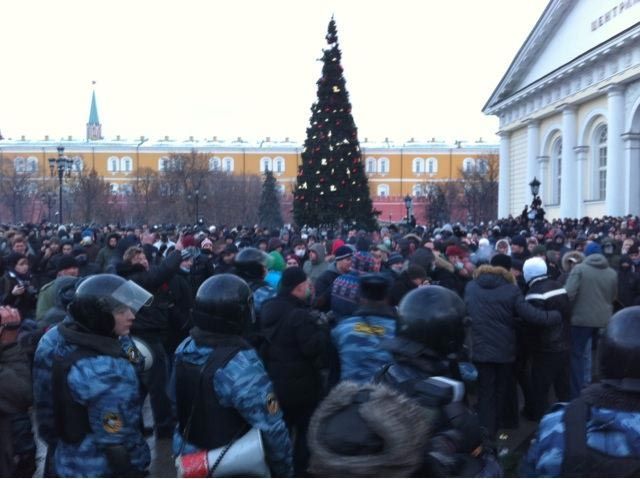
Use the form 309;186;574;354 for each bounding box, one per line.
473;264;516;285
307;381;431;477
561;250;585;272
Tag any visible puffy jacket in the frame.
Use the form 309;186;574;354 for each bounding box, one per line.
464;265;562;363
524;276;572;353
259;294;329;410
564;253;617;328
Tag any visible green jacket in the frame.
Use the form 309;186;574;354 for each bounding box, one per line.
565;253;617;328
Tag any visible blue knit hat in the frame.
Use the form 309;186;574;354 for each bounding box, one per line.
584;242;603;256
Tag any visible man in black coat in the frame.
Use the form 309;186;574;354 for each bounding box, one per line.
260;267;330;476
523;257;572;420
116;246;182;438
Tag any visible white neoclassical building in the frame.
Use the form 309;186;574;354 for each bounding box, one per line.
484;0;640;220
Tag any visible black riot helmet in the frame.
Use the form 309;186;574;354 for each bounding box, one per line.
600;306;640;388
234;247;269;281
193;274;254;335
397;285;466;357
68;274;153;337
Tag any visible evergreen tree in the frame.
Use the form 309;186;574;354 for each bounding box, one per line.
293;17;376;230
258;169;283;229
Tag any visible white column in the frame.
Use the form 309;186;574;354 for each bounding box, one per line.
623;133;640;215
537;156;549;205
574;146;589;219
527;120;540;197
498;130;511;218
560;105;577;218
606;85;625;216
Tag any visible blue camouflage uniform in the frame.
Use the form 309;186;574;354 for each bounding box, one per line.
331;309;396;383
522;402;640;476
33;322;148;477
170;336;294;477
252;284;277;317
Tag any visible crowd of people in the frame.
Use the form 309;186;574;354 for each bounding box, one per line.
1;212;640;477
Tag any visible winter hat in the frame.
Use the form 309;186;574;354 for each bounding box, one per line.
523;257;547;283
445;245;465;258
511;235;527;248
355;236;371;252
307;381;430;478
387;253;404;266
280;266;307;293
584;242;603;256
56;254;79;272
331;239;346;255
491;253;512;271
352;251;375;273
5;252;27;270
478;238;490;247
334;245;354;261
359;274;390;301
200;238;213;250
180;248;195;261
267;251;285;272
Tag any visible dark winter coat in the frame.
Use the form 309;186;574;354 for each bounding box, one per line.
116;250;182;342
0;342;32;477
524;276;572;353
259;293;330;411
313;262;341;312
388;271;419;307
464;265;562;363
616;256;640;309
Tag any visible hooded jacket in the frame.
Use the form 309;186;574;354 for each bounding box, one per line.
524;276;572;352
464;265;562;363
303;243;328;283
564;253;617;328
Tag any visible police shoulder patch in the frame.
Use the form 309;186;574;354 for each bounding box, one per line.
266;393;280;415
103;412;123;433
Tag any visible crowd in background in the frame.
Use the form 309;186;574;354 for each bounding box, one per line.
1;212;639;476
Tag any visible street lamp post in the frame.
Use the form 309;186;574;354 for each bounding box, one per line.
529;176;541;200
187;189;207;225
404;194;412;226
529;176;543;224
48;146;73;224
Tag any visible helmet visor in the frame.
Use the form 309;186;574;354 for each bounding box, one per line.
111;280;153;314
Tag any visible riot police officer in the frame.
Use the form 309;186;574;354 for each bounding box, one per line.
375;285;501;477
171;274;293;477
34;274;152;477
522;306;640;477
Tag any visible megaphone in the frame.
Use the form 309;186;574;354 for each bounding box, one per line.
175;428;270;477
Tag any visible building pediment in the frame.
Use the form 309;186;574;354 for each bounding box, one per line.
484;0;640;113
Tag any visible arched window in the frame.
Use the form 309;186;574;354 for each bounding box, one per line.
595;125;607;200
209;156;221;171
14;157;25;172
120;156;133;172
223;157;234;172
108;156;119;173
377;184;390;197
365;157;376;173
412;184;423;196
477;158;488;175
274;156;285;173
158;156;170;172
71;156;84;172
26;156;38;172
427;157;438;174
463;157;475;173
378;157;389;174
260;156;272;173
413;157;425;174
551;138;562;204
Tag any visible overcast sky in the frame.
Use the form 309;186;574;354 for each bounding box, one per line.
0;0;548;145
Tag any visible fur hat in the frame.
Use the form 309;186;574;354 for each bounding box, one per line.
523;257;547;283
307;381;430;477
491;253;512;271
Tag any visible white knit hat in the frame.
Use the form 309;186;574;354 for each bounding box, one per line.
523;257;547;283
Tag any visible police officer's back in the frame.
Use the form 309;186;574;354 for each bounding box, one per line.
522;306;640;477
171;274;293;477
376;286;500;477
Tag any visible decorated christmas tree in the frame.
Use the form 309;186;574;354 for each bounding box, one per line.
293;17;376;230
258;169;284;229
